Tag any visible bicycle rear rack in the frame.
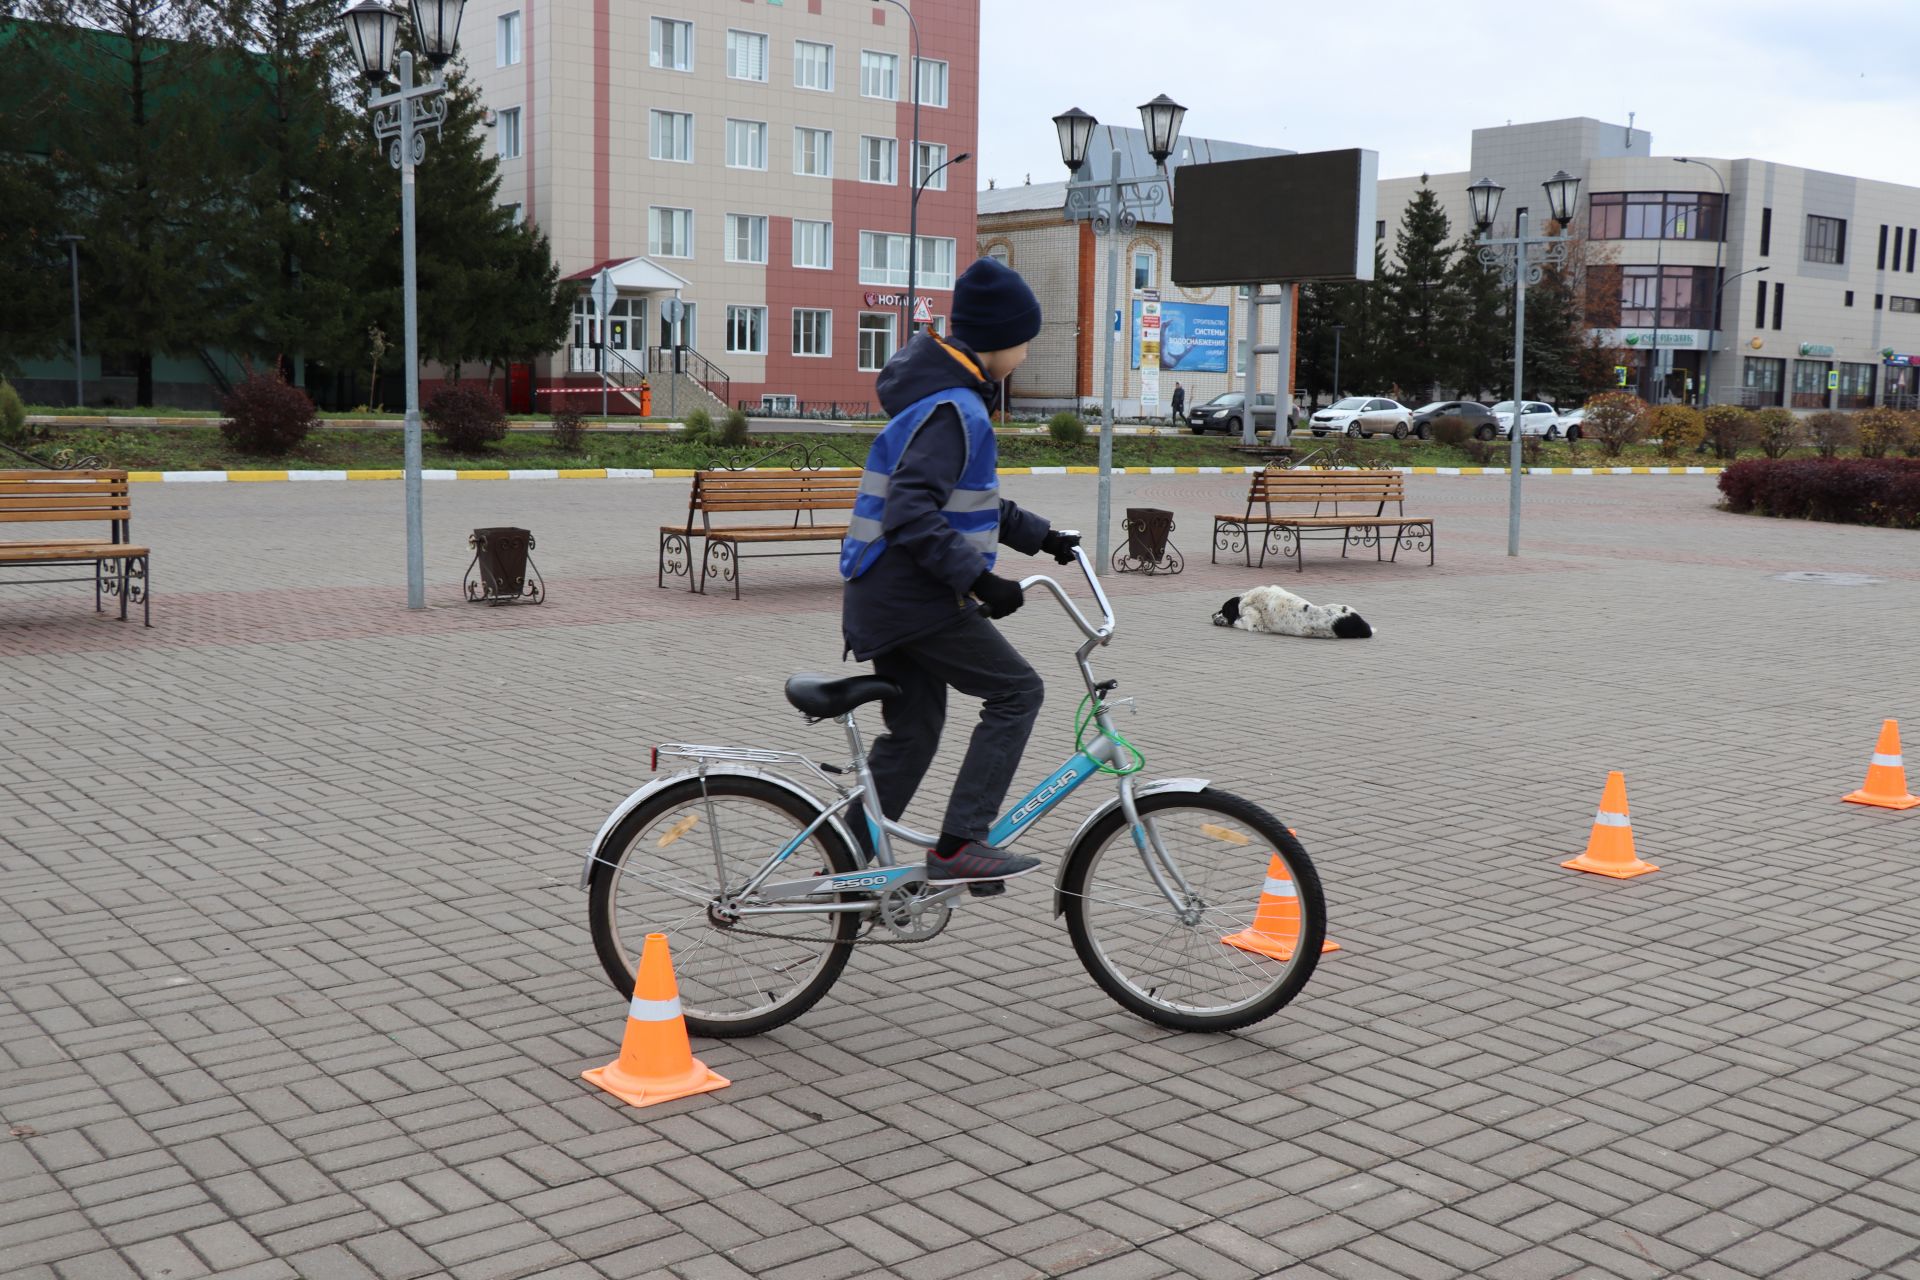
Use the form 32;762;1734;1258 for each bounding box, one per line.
655;742;849;790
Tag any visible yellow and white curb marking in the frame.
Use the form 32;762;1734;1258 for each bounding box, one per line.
125;464;1726;483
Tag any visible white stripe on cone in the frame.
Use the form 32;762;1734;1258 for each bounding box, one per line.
1260;877;1298;898
628;995;684;1022
1873;753;1904;767
1592;811;1631;828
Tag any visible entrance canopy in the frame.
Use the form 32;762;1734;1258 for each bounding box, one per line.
563;256;691;292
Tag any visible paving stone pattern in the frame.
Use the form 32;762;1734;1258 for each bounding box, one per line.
4;473;1920;1279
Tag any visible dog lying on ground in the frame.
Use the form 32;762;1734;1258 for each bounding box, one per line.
1213;585;1373;639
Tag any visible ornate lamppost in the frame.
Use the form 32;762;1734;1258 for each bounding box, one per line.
1469;169;1580;558
1051;95;1186;574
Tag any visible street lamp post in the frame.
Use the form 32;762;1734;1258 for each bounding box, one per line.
1052;96;1186;575
1330;323;1344;403
1470;169;1580;558
57;234;84;408
874;0;921;336
339;0;466;612
907;152;970;335
1674;157;1726;403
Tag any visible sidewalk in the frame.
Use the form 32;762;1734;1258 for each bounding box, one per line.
4;474;1919;1279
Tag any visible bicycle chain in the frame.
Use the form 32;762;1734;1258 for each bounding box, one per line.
716;917;933;947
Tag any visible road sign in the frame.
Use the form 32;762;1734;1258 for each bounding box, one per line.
912;296;935;325
1615;365;1630;387
662;297;686;323
590;269;616;319
1827;369;1840;391
1114;309;1122;333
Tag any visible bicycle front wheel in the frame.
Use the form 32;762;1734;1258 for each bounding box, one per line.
587;775;861;1037
1060;788;1324;1032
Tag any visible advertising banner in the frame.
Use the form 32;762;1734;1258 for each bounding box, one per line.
1132;301;1230;372
1139;292;1161;410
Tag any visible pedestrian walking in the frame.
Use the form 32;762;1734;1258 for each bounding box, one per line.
1170;382;1186;426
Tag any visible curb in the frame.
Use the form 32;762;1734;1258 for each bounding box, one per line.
122;465;1727;483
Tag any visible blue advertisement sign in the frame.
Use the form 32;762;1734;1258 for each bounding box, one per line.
1132;301;1229;372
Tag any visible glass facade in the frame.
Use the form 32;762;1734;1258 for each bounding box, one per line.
1619;266;1718;329
1742;357;1784;407
1589;192;1727;241
1790;359;1830;410
1837;362;1875;410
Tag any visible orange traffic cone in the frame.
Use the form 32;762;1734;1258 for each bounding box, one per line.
1562;771;1658;879
1221;853;1339;960
1843;719;1920;810
582;934;729;1109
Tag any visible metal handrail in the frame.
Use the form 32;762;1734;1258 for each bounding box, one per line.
648;345;732;406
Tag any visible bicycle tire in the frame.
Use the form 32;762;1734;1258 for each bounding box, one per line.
1060;788;1324;1032
587;775;861;1037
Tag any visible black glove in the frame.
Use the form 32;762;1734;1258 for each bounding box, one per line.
1040;530;1082;565
970;571;1025;620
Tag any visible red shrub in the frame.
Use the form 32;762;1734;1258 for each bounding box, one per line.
425;384;508;451
220;372;316;456
1718;458;1920;529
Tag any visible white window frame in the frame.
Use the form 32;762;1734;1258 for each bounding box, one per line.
649;109;693;163
914;142;948;191
497;107;522;159
725;119;768;171
1133;248;1156;291
496;11;521;67
913;57;948;108
793;219;833;270
794;39;833;91
725;28;768;83
858;312;897;372
649;17;693;72
793;308;832;358
860;135;897;185
916;236;957;291
859;49;898;101
859;231;910;287
649;206;693;259
725;213;768;265
726;305;768;356
793;126;833;179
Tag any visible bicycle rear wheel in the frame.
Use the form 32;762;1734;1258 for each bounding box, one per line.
1060;788;1324;1032
587;775;861;1037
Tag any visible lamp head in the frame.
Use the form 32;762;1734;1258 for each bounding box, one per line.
409;0;467;68
1467;177;1504;233
1052;108;1096;175
1541;170;1580;226
1138;94;1187;166
339;1;400;82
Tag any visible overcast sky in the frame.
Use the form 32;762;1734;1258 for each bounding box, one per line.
976;0;1916;191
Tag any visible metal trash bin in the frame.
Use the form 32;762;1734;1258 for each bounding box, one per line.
1114;508;1183;575
465;527;545;604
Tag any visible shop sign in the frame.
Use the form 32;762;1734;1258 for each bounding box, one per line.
1138;291;1161;410
864;291;906;307
1615;330;1698;348
1799;342;1835;357
1885;353;1917;367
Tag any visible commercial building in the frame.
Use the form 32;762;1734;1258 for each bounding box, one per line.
1377;118;1920;410
975;127;1287;417
467;0;979;415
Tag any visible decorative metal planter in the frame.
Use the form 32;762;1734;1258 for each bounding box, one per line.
465;527;545;605
1112;507;1183;575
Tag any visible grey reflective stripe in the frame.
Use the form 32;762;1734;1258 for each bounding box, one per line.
946;487;999;513
963;528;997;554
846;514;885;541
859;471;891;498
1592;811;1631;828
1260;876;1298;899
1873;752;1904;767
628;995;683;1022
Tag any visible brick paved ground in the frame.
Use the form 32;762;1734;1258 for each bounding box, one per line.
5;472;1920;1280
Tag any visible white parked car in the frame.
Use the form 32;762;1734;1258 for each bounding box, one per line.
1492;401;1561;438
1555;408;1586;441
1309;397;1415;438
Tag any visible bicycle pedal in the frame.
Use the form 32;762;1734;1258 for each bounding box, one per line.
967;880;1006;898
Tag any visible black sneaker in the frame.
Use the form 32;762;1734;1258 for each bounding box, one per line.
926;842;1041;889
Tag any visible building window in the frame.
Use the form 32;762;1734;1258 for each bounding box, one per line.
859;231;909;286
1897;228;1907;272
793;309;831;358
726;305;767;355
725;214;767;264
1374;220;1385;240
1759;207;1772;256
793;126;833;178
650;110;693;163
1880;225;1890;270
650;17;693;71
986;244;1010;266
1804;215;1846;265
1890;296;1920;314
917;237;956;290
794;39;833;91
1756;280;1768;328
793;219;832;270
1742;356;1784;407
1773;281;1784;331
1235;339;1247;377
1791;359;1830;409
725;29;768;82
914;57;948;108
1619;265;1716;329
1133;249;1156;291
858;313;896;371
1909;228;1916;273
496;107;522;159
860;135;897;185
726;119;768;170
859;50;898;100
507;202;524;226
1876;294;1885;310
1837;362;1876;410
1587;192;1726;241
913;142;947;191
649;206;693;258
497;11;521;66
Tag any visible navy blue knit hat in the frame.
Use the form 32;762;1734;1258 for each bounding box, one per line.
949;258;1042;353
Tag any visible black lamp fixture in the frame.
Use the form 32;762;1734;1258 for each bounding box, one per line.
1138;94;1186;167
1542;169;1580;226
339;0;400;81
1052;107;1097;176
409;0;468;67
1467;177;1504;233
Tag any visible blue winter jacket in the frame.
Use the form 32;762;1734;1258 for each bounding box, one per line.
841;335;1050;659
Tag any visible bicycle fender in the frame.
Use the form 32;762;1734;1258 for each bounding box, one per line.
1053;778;1211;917
579;766;856;890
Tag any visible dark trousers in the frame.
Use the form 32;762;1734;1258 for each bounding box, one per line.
868;609;1045;843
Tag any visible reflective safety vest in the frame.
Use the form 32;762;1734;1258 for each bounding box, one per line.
840;386;999;580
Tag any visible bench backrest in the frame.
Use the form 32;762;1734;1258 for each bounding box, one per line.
0;470;133;537
1247;468;1405;518
686;469;861;529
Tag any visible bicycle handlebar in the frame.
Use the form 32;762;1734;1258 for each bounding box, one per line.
1016;534;1114;643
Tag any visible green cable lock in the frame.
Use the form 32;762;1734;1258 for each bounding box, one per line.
1074;693;1147;776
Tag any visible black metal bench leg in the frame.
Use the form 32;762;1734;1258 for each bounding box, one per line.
140;556;150;627
117;557;129;621
95;559;103;613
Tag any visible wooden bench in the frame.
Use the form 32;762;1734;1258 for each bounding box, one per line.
658;469;861;598
0;470;152;625
1212;469;1434;573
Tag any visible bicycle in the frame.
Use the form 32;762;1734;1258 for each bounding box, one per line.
580;541;1325;1036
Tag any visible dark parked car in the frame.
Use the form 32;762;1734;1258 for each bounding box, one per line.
1185;391;1298;436
1409;400;1500;441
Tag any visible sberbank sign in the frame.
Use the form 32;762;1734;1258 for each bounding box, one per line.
1799;343;1835;357
1622;332;1696;348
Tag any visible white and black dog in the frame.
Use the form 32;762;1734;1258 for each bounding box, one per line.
1213;585;1373;639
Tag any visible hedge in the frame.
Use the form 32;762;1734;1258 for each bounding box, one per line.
1719;458;1920;529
